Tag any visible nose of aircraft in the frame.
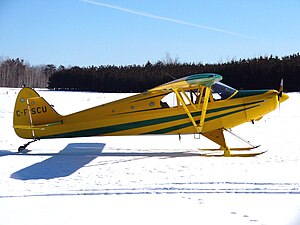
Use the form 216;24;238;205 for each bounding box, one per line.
279;92;289;103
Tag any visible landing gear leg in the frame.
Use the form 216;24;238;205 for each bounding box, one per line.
202;129;231;156
200;129;267;157
18;139;39;152
222;146;231;157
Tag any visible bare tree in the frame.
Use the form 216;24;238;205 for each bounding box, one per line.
0;58;55;88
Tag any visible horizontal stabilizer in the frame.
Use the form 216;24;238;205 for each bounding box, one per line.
14;120;63;131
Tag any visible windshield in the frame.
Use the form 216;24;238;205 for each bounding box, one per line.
211;82;236;100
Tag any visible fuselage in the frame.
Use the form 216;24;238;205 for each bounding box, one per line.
13;74;288;140
18;89;287;139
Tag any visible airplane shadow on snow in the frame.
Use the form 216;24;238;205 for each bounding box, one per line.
10;143;105;180
9;143;201;180
0;150;13;156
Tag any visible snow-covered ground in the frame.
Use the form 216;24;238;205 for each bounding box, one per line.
0;88;300;225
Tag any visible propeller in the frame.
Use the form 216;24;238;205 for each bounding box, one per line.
278;78;283;100
277;78;289;103
277;78;289;114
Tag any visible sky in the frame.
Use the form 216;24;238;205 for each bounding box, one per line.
0;0;299;67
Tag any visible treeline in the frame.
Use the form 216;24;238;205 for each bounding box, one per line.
1;54;300;92
48;53;300;92
0;58;54;88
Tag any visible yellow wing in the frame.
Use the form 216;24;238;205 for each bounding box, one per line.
149;73;222;92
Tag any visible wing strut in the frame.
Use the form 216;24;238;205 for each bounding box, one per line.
198;87;210;129
172;87;211;133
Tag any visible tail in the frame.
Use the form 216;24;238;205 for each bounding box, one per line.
13;87;62;139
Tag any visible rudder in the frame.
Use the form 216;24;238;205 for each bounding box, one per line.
13;87;62;139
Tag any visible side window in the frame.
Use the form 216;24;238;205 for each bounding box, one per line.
160;87;215;108
160;90;197;108
186;90;199;104
211;82;236;100
212;92;222;100
160;92;177;108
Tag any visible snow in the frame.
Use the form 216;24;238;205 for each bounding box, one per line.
1;87;300;225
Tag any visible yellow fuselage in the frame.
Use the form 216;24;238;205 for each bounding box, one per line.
13;88;287;139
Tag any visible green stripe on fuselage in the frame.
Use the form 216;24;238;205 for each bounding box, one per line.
43;113;189;138
232;90;269;99
144;105;259;134
42;100;263;139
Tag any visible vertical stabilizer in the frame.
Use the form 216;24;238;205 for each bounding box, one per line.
13;87;62;139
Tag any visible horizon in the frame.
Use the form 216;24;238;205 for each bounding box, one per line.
1;52;299;68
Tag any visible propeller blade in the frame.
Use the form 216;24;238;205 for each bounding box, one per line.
278;78;283;98
277;78;288;104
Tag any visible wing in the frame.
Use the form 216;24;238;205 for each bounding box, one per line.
149;73;222;92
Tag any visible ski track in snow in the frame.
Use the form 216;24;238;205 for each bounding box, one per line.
1;88;300;225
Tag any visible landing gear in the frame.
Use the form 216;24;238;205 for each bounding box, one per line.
222;146;231;157
200;129;267;157
18;139;39;153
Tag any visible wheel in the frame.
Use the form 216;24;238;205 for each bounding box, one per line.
18;146;25;152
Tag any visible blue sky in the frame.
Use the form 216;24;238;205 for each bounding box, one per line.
1;0;299;66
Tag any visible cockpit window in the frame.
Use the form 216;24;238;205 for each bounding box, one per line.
211;82;236;100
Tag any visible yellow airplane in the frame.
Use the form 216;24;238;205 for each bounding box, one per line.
13;73;288;156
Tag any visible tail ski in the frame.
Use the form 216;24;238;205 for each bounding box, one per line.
13;87;62;139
